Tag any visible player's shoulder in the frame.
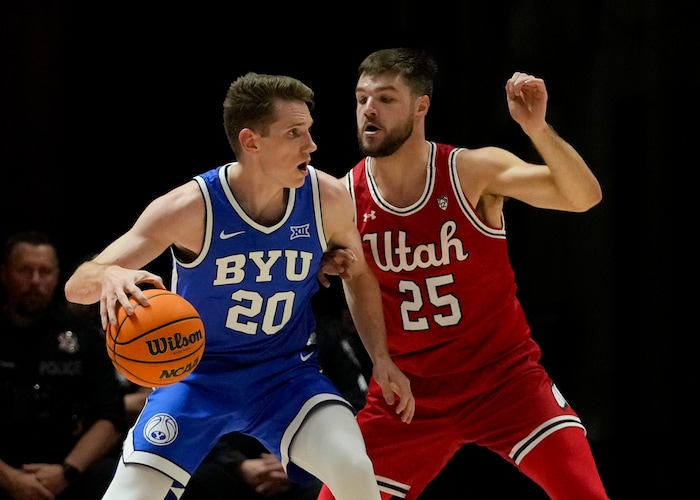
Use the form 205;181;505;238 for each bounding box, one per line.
142;179;204;228
196;163;229;181
454;145;514;168
311;166;346;192
311;166;352;218
160;178;203;203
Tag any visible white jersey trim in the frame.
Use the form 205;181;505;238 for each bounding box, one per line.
121;426;191;486
279;392;349;472
364;143;435;216
170;173;215;291
508;415;586;465
219;162;296;234
307;166;327;252
377;474;411;498
448;145;507;239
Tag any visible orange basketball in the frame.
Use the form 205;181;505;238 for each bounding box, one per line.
106;289;205;388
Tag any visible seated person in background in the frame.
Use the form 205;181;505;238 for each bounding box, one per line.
179;289;371;500
181;432;322;500
0;231;126;500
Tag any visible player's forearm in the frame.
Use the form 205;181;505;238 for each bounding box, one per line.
342;274;391;365
0;459;18;491
529;124;602;212
63;419;123;472
64;261;111;304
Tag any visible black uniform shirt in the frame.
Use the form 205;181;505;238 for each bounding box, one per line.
0;303;125;466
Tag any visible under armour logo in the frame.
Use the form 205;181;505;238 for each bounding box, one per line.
290;224;310;240
363;211;376;221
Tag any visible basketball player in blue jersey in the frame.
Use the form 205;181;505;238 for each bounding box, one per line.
64;72;414;500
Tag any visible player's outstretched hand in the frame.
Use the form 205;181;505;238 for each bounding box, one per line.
372;357;415;423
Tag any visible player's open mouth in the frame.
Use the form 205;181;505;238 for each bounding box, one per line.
297;162;308;171
363;123;380;135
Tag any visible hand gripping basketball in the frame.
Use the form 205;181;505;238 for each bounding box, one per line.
106;289;205;387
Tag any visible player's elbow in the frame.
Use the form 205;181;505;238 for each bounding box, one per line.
563;180;603;212
64;279;79;303
574;186;603;212
64;278;89;305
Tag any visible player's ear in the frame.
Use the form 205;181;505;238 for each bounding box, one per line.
416;95;430;117
238;128;259;153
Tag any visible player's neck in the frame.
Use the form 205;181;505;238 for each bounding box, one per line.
227;163;289;226
368;139;431;208
370;134;428;168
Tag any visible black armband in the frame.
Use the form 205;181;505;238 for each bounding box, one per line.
62;462;82;483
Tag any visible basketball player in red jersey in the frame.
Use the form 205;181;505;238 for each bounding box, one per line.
318;48;609;499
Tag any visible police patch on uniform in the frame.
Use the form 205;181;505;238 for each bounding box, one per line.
58;330;79;354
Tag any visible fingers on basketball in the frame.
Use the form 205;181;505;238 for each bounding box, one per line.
106;289;205;387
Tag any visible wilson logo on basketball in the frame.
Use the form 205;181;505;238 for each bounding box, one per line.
145;330;204;356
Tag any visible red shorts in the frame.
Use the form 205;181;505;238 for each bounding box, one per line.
358;343;584;499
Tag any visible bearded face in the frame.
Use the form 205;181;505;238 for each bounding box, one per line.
358;114;414;158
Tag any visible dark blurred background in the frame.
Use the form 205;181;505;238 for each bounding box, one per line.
1;1;693;497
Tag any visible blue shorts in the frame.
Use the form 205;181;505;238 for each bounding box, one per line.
121;350;350;486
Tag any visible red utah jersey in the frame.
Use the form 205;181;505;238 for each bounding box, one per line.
346;141;535;377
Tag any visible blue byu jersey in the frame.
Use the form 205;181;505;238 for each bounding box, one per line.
123;164;349;487
172;163;327;365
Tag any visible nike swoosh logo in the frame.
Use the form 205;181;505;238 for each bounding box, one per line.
300;352;313;362
220;230;245;239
